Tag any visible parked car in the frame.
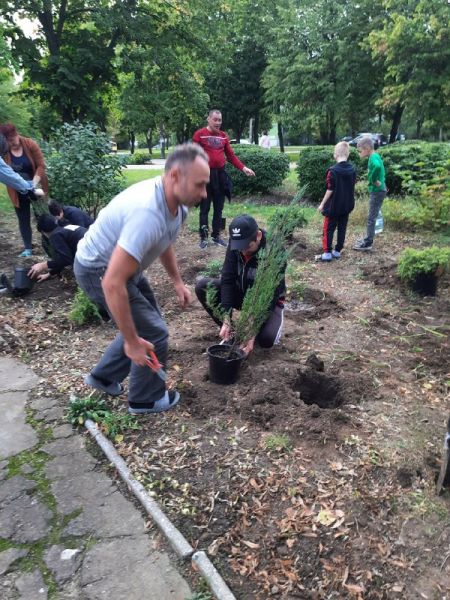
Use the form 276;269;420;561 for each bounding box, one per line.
349;133;388;149
341;136;353;142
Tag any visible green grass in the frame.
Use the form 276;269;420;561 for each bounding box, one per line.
0;186;13;214
122;169;164;186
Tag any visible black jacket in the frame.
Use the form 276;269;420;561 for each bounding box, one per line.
48;225;87;275
323;161;356;217
220;230;286;312
61;205;93;228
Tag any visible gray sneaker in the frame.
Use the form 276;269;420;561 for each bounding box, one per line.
353;240;373;251
128;390;180;414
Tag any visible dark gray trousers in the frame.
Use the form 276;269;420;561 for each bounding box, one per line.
364;190;386;244
74;258;167;406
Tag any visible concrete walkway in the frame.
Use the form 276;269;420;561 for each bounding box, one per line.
0;357;191;600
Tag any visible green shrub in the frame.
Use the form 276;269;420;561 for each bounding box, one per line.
397;246;450;281
125;151;152;165
268;204;308;239
379;142;449;195
46;122;125;217
67;396;140;441
225;145;290;195
383;175;450;231
69;287;102;325
296;146;361;203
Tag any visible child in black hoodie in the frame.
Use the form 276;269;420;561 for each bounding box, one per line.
316;141;356;261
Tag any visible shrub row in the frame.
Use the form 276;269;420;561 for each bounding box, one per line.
379;142;449;195
296;146;362;203
225;145;290;195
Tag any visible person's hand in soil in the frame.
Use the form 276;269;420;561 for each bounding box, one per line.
174;281;192;309
124;337;155;366
36;272;51;283
240;336;255;356
28;262;48;279
219;322;232;341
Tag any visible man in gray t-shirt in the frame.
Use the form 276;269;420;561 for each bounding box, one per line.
74;143;209;414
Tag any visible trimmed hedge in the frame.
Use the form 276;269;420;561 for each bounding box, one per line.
125;151;153;165
296;146;361;203
225;145;290;195
379;142;449;195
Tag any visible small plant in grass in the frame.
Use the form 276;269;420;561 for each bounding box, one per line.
67;396;140;441
397;246;450;281
100;412;140;439
200;259;222;278
67;396;109;426
264;433;292;453
69;287;102;325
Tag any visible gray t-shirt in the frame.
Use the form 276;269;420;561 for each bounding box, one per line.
76;177;187;272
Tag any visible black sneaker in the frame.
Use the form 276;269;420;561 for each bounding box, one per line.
199;239;208;249
212;237;227;248
353;240;373;251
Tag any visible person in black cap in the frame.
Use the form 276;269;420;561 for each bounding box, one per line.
195;214;286;355
28;215;87;282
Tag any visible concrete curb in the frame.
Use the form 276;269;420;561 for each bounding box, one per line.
84;419;237;600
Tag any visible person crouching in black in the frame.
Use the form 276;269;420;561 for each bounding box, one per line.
48;199;93;229
28;215;87;282
195;214;286;356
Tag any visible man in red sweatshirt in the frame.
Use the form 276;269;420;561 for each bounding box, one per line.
193;109;255;248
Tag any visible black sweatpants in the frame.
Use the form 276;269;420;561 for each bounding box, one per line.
199;184;225;240
195;277;284;348
322;214;349;253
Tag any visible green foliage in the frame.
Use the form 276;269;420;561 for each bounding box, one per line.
268;205;308;240
67;396;109;426
67;396;140;441
100;412;140;439
225;145;290;195
379;142;449;195
397;246;450;281
233;190;306;346
46;122;125;216
264;433;292;453
69;287;102;325
296;146;361;203
125;151;152;165
200;259;223;278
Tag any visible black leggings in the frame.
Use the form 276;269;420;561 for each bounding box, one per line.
14;194;32;249
195;277;284;348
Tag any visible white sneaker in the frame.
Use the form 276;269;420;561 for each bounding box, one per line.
315;252;332;262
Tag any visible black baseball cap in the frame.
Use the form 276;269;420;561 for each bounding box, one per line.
229;214;259;250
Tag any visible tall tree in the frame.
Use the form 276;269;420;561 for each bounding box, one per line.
0;0;190;123
368;0;450;142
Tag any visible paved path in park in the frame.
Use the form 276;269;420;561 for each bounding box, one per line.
0;357;191;600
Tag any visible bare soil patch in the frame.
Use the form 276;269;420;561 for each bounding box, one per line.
1;210;450;599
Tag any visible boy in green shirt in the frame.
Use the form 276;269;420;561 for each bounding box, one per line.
353;136;387;251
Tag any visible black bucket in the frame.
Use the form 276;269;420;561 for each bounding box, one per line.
14;267;34;292
207;343;245;385
410;272;438;296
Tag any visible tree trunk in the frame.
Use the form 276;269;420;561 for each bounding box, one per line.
416;117;423;139
130;131;135;154
146;129;153;155
389;103;405;144
253;113;259;144
277;122;284;153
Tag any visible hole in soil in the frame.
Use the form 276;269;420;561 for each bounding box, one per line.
285;288;342;321
294;369;344;409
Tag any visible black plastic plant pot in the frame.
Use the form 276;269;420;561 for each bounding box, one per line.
13;267;34;292
207;344;245;385
410;272;438;296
